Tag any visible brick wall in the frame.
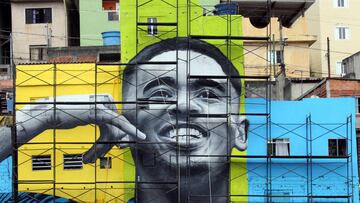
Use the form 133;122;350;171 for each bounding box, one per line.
48;55;97;63
302;79;360;98
0;80;12;91
329;79;360;97
303;81;327;98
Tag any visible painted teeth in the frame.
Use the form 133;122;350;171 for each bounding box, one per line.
168;128;201;138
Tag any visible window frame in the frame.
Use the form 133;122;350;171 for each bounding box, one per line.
334;0;349;8
328;138;347;156
336;61;346;76
267;138;290;156
335;26;351;40
25;8;52;24
268;50;283;65
355;97;360;114
100;157;112;169
32;155;51;171
63;154;83;170
29;45;47;61
147;17;158;36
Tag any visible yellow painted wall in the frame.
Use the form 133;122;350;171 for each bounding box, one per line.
17;63;129;202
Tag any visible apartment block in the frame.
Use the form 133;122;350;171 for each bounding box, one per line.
306;0;360;77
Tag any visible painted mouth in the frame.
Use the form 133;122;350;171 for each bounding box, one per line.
159;124;208;148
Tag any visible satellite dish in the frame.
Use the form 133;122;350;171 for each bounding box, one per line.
249;17;270;29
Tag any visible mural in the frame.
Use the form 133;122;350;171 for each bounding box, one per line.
0;0;358;202
0;38;247;203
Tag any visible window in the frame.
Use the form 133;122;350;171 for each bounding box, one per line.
328;139;347;156
268;50;283;64
336;27;351;40
98;53;120;62
30;45;47;61
356;97;360;114
100;157;112;169
32;155;51;170
25;8;52;24
334;0;348;8
267;138;290;156
63;154;83;170
336;61;345;76
147;17;158;36
103;0;119;21
108;11;119;21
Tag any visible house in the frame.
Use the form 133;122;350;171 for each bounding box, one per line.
79;0;119;46
343;51;360;79
0;0;11;80
10;0;79;64
306;0;360;77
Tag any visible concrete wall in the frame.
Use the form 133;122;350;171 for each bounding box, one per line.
343;51;360;79
242;17;316;78
80;0;119;46
306;0;360;77
11;1;67;64
284;80;321;100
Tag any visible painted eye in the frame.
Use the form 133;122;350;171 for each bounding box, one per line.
150;90;173;99
198;89;219;99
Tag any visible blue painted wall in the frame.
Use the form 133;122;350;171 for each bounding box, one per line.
246;98;359;202
0;157;11;193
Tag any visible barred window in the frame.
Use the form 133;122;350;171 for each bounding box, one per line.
63;154;83;170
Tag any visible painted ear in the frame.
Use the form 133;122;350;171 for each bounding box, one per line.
234;118;249;151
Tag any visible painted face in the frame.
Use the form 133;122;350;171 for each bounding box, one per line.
123;50;242;167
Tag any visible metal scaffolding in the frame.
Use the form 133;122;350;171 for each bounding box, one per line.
9;0;355;203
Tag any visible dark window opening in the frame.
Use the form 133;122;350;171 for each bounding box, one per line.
98;53;120;62
26;8;52;24
63;154;83;170
108;11;119;21
100;157;112;169
329;139;347;156
32;155;51;170
267;138;290;156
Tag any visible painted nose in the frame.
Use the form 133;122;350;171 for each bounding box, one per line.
167;92;202;117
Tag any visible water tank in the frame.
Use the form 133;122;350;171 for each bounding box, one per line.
214;3;238;15
102;31;120;46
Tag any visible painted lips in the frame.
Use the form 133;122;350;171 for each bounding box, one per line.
159;124;208;147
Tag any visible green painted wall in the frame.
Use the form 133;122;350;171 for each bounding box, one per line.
80;0;119;46
120;0;247;202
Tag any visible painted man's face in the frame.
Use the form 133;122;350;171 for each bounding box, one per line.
123;50;246;167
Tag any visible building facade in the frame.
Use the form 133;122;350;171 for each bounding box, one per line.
0;0;11;80
343;51;360;79
79;0;119;46
11;0;78;64
306;0;360;77
243;17;316;78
